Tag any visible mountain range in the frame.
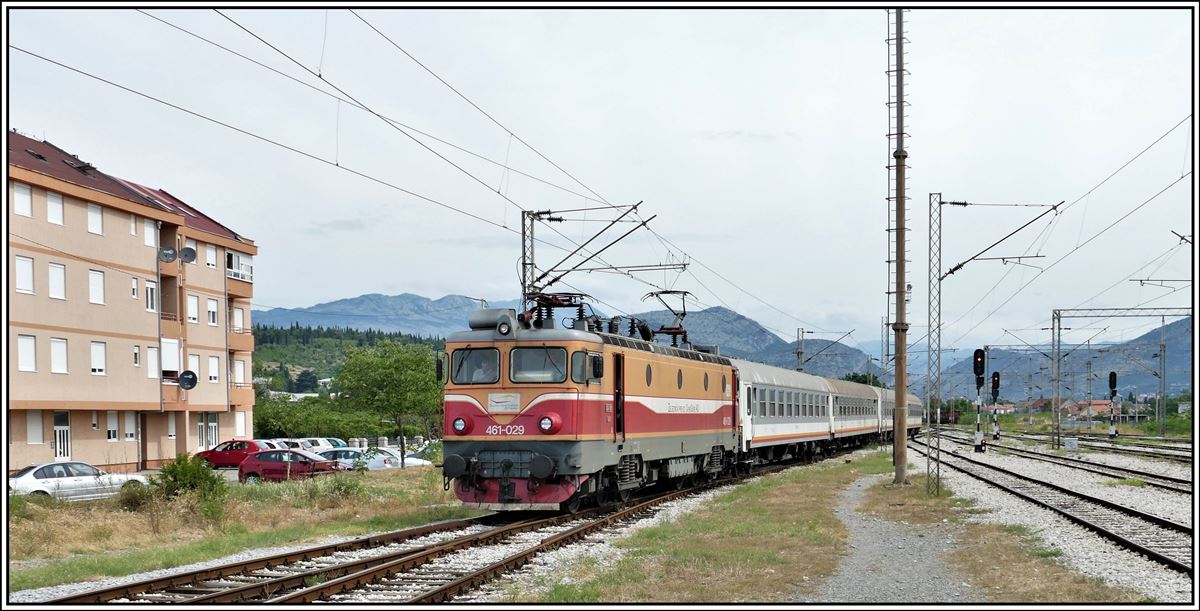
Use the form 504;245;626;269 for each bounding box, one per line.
255;293;1190;397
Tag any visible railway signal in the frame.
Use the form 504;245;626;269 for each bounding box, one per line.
1109;371;1118;438
973;348;986;452
991;371;1001;440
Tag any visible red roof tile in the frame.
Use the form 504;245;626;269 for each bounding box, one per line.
111;177;246;245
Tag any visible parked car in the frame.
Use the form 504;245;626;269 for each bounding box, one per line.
319;448;400;471
271;439;315;451
196;440;275;468
376;447;433;468
320;437;348;449
301;438;335;453
238;449;348;483
8;461;148;501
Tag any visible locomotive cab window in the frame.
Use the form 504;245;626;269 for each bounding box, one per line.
510;347;567;383
571;351;586;384
451;348;500;385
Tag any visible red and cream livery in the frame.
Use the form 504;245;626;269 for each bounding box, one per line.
440;308;921;511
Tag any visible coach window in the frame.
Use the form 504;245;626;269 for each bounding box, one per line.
677;369;683;390
511;347;567;384
450;348;499;385
703;372;709;391
645;364;653;387
571;351;587;384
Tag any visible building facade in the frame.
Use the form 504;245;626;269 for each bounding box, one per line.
8;131;257;473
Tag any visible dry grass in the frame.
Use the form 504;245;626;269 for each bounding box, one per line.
8;467;457;562
510;448;897;603
860;474;1142;603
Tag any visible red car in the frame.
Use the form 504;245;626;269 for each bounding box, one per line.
195;440;274;468
238;449;348;483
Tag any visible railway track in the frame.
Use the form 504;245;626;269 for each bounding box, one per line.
932;431;1192;494
963;430;1193;464
1022;430;1193;450
911;439;1193;575
1023;430;1193;446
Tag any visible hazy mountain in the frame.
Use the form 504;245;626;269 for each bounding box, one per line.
253;293;522;337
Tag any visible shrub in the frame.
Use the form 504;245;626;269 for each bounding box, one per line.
116;481;158;512
154;453;227;500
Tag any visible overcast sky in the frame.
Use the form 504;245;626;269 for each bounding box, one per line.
7;6;1195;368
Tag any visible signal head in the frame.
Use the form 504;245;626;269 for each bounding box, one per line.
972;349;986;376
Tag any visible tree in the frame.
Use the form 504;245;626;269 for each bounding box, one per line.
278;362;293;392
294;369;319;393
336;342;441;466
1127;391;1135;403
842;372;885;388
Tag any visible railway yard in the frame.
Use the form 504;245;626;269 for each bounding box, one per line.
9;432;1194;604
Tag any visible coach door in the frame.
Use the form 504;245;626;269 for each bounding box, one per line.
613;354;626;443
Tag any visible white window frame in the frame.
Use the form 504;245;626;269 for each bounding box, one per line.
130;213;138;236
27;410;43;444
106;411;118;442
125;412;137;441
145;280;157;312
235;411;246;437
187;295;199;324
47;192;63;225
233;308;245;332
16;255;34;294
205;244;217;268
50;338;68;374
207;298;219;326
89;270;105;304
188;353;200;377
14;182;33;217
148;346;159;379
162;339;180;374
90;341;107;376
167;412;176;438
88;203;103;235
133;345;141;368
18;335;37;372
49;263;66;300
208;355;220;383
144;219;157;247
92;411;99;430
185;239;197;264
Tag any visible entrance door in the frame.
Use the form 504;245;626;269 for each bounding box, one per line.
53;411;71;461
207;414;219;450
613;354;625;442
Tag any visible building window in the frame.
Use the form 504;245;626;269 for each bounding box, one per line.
125;412;136;441
92;411;99;430
188;353;200;377
235;411;246;438
50;338;68;374
16;256;34;294
233;308;245;332
185;239;197;264
88;204;103;235
144;219;157;247
49;263;66;300
145;280;157;312
14;182;33;217
27;410;43;444
18;335;36;372
106;411;118;442
47;192;63;225
226;251;254;282
187;295;199;323
90;341;107;375
148;346;159;379
167;412;176;438
133;345;141;368
130;213;137;236
131;277;138;299
206;244;217;268
208;355;220;383
207;298;218;325
89;270;105;304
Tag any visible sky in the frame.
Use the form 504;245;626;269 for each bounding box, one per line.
6;5;1196;372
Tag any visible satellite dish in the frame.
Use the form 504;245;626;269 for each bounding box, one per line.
158;247;178;263
179;370;198;390
179;247;197;263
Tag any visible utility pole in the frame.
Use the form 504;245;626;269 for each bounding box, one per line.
796;328;813;372
889;7;910;484
1158;316;1167;435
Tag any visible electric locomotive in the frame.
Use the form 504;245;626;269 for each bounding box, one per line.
440;297;738;511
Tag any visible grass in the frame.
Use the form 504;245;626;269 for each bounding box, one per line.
492;447;898;603
859;474;1141;603
1100;478;1146;487
8;468;479;592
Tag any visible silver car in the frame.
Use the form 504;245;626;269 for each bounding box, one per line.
319;448;398;471
8;461;148;501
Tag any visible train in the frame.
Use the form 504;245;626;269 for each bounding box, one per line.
439;301;922;511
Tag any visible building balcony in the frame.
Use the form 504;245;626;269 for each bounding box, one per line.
162;382;180;404
228;329;255;353
159;263;179;278
160;312;183;339
226;276;253;299
231;383;254;408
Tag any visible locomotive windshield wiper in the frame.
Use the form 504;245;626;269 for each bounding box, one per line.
453;345;472;380
541;345;564;380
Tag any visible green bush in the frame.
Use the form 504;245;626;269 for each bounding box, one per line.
116;481;158;512
8;493;62;520
154;454;227;500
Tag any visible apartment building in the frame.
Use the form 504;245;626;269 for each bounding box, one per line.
8;130;257;473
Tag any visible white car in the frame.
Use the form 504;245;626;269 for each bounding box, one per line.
319;448;399;471
8;461;148;501
376;447;433;468
301;438;335;453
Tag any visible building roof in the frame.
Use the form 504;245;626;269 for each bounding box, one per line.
9;130;253;250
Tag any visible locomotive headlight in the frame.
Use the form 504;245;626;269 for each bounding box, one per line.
452;418;468;433
497;321;511;336
539;417;553;431
538;413;561;434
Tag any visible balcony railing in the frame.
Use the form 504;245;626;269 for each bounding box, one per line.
226;267;253;283
161;312;179;322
